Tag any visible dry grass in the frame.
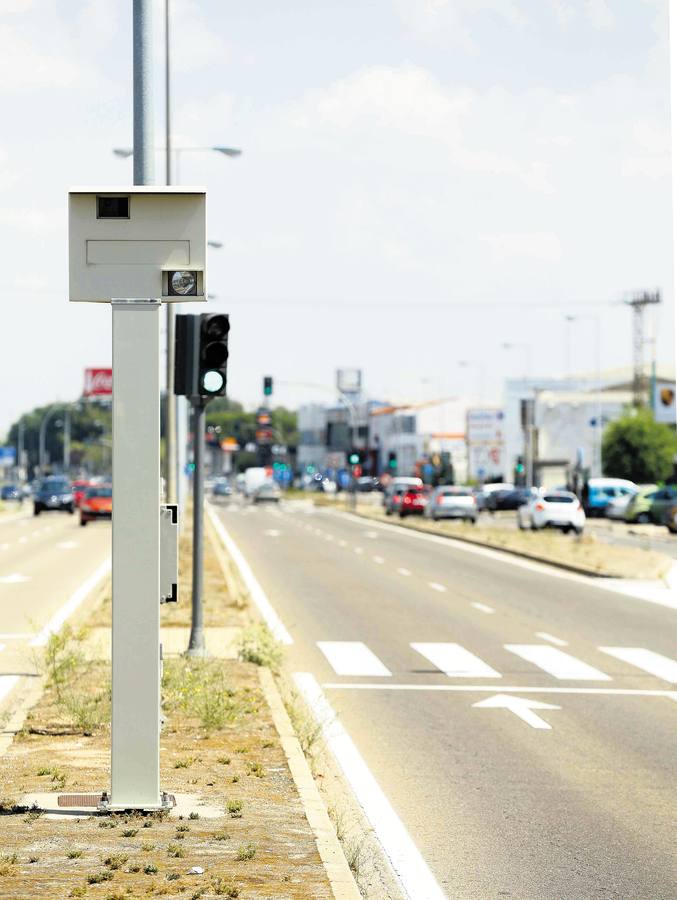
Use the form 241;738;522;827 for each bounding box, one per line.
0;515;332;898
355;506;672;579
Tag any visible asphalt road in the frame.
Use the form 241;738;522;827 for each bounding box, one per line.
215;497;677;900
0;509;110;682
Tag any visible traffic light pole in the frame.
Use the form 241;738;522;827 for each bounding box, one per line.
187;398;206;656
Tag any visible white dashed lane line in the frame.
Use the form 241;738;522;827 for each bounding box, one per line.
354;547;364;555
429;582;446;592
536;631;568;646
471;602;495;614
396;567;412;577
338;540;347;548
372;555;384;564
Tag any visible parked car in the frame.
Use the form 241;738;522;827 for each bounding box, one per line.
425;487;477;523
383;477;423;511
399;486;429;518
80;485;112;526
212;480;232;499
665;502;677;534
71;480;91;508
34;477;74;515
356;476;380;492
585;478;636;517
625;485;677;524
517;491;585;534
487;487;537;512
0;484;22;502
385;485;414;515
253;480;281;503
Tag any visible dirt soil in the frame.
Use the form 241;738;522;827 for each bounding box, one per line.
352;505;672;579
0;521;334;899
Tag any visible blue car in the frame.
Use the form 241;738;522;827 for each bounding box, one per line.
34;477;74;516
1;484;21;502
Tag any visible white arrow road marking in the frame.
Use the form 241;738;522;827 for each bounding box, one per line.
318;641;391;677
263;529;281;537
599;647;677;683
473;693;561;729
535;632;568;647
471;602;494;614
428;582;446;592
57;541;78;550
0;573;31;584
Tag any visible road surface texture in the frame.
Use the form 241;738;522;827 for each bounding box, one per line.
0;510;110;685
214;496;677;900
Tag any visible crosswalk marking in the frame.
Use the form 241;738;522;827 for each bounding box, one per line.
535;632;568;647
505;645;611;681
471;602;494;614
411;642;501;678
598;647;677;683
317;641;391;677
428;582;446;592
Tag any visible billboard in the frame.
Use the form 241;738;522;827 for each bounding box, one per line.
0;447;17;467
336;368;362;396
654;380;676;426
466;408;505;480
84;368;112;397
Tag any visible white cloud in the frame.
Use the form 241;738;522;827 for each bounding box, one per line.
168;0;229;72
0;208;58;232
481;232;563;263
0;24;82;90
586;0;614;29
0;0;33;11
394;0;527;50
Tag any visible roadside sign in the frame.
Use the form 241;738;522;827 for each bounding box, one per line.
0;447;17;466
83;367;112;397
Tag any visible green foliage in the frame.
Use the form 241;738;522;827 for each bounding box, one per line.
162;659;238;731
42;625;84;702
237;622;283;672
602;408;677;483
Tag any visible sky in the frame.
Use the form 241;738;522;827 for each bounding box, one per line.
0;0;674;437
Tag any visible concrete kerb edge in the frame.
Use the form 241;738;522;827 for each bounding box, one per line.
206;504;361;900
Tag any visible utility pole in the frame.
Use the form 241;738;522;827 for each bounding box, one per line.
63;408;71;474
164;0;177;505
187;400;206;655
625;291;660;407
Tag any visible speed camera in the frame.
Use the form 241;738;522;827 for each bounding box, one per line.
68;186;206;302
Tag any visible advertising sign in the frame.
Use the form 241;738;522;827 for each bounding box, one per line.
467;408;505;480
84;367;113;397
336;368;362;396
0;447;17;467
654;380;676;426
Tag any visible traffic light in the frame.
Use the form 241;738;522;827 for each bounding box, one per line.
263;376;273;397
174;313;230;399
387;451;397;472
198;314;230;397
349;451;360;465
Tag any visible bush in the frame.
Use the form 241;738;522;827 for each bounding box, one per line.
237;623;283;672
602;408;677;483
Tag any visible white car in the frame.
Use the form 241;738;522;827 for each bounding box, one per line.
424;486;477;523
517;490;585;534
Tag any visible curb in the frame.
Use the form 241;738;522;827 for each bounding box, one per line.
345;508;642;579
259;668;361;900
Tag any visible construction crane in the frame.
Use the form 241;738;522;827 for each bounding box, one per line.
625;291;660;407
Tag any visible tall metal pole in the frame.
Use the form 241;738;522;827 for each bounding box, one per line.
110;0;163;809
164;0;177;505
63;408;71;474
187;400;206;655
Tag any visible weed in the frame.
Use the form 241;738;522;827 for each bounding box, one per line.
285;691;323;756
121;828;138;837
235;843;256;861
176;824;190;833
237;622;283;672
36;766;51;776
188;811;199;820
70;888;87;898
166;844;185;858
42;624;84;702
235;746;248;754
141;843;155;852
144;863;158;875
214;830;230;841
216;756;231;765
246;760;265;778
127;864;141;873
190;890;207;900
99;819;118;828
227;799;243;818
231;776;239;783
211;876;239;897
173;757;193;769
29;855;39;863
67;849;83;859
103;854;128;870
62;690;109;734
87;870;114;884
344;835;368;881
167;873;181;881
162;659;238;731
262;740;274;748
142;819;153;828
328;805;348;842
23;808;43;824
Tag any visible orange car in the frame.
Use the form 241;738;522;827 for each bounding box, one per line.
71;480;91;508
80;485;112;526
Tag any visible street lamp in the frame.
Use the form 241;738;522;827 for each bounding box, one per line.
112;145;241;182
501;342;532;381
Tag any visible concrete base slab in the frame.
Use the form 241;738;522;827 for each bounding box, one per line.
21;791;225;820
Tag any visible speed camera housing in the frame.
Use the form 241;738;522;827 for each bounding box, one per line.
68;186;206;302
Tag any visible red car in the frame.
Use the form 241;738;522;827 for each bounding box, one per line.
399;486;429;518
71;480;91;508
80;485;112;526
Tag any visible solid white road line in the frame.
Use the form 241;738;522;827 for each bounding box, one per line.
30;557;111;647
411;642;501;678
56;541;78;550
535;632;568;646
505;644;611;681
0;644;5;653
599;647;677;683
323;683;677;698
471;602;494;614
294;672;446;900
396;567;411;577
0;676;19;705
0;574;31;584
317;641;391;677
207;505;293;645
428;582;446;592
372;555;384;564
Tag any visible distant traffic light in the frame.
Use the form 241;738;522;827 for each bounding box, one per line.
349;451;360;465
387;451;397;471
263;375;273;397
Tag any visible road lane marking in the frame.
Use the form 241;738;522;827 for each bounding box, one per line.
0;544;9;551
473;694;560;729
471;602;494;614
505;645;611;680
207;505;293;645
428;582;446;592
599;647;677;683
325;535;334;542
263;529;281;537
57;541;78;550
0;644;5;653
338;539;347;547
363;531;378;539
0;574;31;584
354;547;363;555
317;642;391;677
372;555;384;564
535;632;568;646
0;676;19;704
323;683;677;698
411;642;501;678
294;672;446;900
396;567;411;577
30;558;111;647
18;537;27;543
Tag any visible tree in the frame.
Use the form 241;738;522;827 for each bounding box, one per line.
602;408;677;483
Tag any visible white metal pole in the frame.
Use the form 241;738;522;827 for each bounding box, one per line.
111;300;162;808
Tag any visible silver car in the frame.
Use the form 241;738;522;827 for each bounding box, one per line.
424;486;478;523
253;480;281;503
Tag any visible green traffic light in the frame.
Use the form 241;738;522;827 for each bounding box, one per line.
349;453;359;465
